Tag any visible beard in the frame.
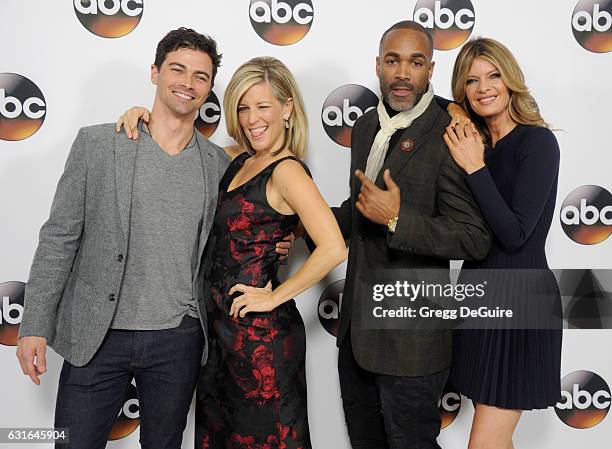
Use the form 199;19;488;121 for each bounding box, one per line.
381;79;429;112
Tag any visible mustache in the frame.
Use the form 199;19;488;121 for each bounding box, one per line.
389;81;414;90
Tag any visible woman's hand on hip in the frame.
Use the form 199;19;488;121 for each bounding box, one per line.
229;281;277;318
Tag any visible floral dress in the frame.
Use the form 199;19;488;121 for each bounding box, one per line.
196;153;311;449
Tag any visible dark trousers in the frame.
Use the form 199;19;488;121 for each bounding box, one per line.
338;337;449;449
54;315;204;449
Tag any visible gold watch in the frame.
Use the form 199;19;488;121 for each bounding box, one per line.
387;216;398;233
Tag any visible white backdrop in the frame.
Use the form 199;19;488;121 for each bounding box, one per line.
1;1;611;448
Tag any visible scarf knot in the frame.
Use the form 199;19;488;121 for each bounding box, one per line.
364;83;434;181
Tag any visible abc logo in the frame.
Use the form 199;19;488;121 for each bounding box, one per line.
74;0;144;38
0;73;46;141
572;0;612;53
0;282;25;346
318;279;344;336
438;380;461;429
195;91;221;138
109;382;140;440
321;85;378;147
560;185;612;245
412;0;476;50
555;370;610;428
249;0;314;46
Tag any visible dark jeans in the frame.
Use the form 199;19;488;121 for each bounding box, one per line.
55;315;204;449
338;337;449;449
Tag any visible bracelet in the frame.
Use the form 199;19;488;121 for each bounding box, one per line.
387;216;398;233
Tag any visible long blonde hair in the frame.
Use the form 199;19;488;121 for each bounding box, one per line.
223;56;308;159
451;38;548;144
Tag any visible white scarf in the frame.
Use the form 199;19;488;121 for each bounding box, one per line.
364;83;435;181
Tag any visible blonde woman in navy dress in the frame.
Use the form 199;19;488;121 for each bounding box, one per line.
443;38;562;449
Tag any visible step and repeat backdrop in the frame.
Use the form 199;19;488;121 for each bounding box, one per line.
1;1;611;448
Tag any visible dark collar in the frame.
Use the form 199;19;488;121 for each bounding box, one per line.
383;100;399;118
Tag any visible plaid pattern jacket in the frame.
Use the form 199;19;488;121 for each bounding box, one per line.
333;100;491;376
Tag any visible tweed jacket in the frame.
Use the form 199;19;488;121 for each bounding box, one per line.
19;123;230;366
334;99;491;376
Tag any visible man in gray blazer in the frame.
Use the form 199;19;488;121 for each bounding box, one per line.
16;28;228;449
330;22;490;449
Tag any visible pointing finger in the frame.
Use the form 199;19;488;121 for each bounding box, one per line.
355;170;374;190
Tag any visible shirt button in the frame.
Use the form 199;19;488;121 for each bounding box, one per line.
117;254;124;262
108;294;116;302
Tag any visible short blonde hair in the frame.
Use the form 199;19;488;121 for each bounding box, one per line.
451;38;548;144
224;57;308;159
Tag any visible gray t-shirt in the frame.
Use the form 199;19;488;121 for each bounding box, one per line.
111;126;205;330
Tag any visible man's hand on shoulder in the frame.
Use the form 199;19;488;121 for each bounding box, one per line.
275;232;295;263
16;336;48;385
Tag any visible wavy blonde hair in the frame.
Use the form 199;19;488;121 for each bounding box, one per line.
224;56;308;159
451;37;548;144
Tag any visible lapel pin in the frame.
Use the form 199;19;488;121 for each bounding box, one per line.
400;138;415;153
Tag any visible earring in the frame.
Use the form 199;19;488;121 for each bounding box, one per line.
283;117;289;129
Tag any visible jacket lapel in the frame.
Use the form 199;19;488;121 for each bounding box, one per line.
352;110;380;235
193;132;215;279
114;134;139;244
354;111;379;174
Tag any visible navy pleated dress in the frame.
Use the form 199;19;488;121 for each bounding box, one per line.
451;124;563;410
